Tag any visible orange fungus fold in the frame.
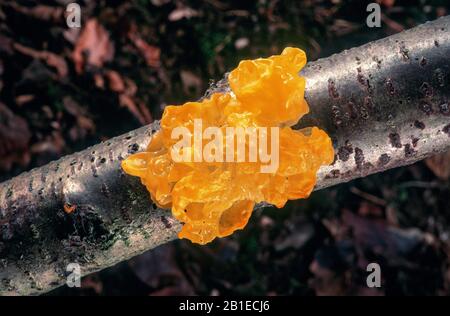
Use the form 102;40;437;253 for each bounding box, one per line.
121;47;334;244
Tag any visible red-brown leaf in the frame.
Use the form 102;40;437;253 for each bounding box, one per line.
73;19;114;74
425;150;450;180
0;102;31;171
13;43;68;78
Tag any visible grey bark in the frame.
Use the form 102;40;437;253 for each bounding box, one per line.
1;16;450;295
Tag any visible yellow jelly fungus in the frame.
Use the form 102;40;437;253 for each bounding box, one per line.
121;47;334;244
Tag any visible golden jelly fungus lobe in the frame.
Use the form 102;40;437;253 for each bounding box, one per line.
121;47;334;244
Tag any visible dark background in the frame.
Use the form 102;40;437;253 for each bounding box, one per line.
0;0;449;295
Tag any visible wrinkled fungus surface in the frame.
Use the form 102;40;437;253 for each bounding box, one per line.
122;47;334;244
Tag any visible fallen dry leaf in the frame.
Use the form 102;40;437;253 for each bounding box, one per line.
80;274;103;295
0;102;31;171
131;37;160;68
112;74;152;125
425;150;450;180
73;19;114;74
63;96;95;141
377;0;396;8
128;244;194;296
127;24;160;68
124;77;138;96
342;209;429;258
63;27;81;45
119;94;145;125
30;131;65;156
329;19;360;36
151;0;171;6
138;101;153;124
7;3;64;23
15;95;35;107
381;14;404;34
0;60;3;93
105;70;125;93
168;7;200;21
357;201;384;217
93;73;105;89
309;247;348;296
436;7;447;17
62;96;87;117
13;43;68;78
0;34;14;55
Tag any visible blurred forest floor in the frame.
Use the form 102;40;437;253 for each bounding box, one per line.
1;0;450;295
